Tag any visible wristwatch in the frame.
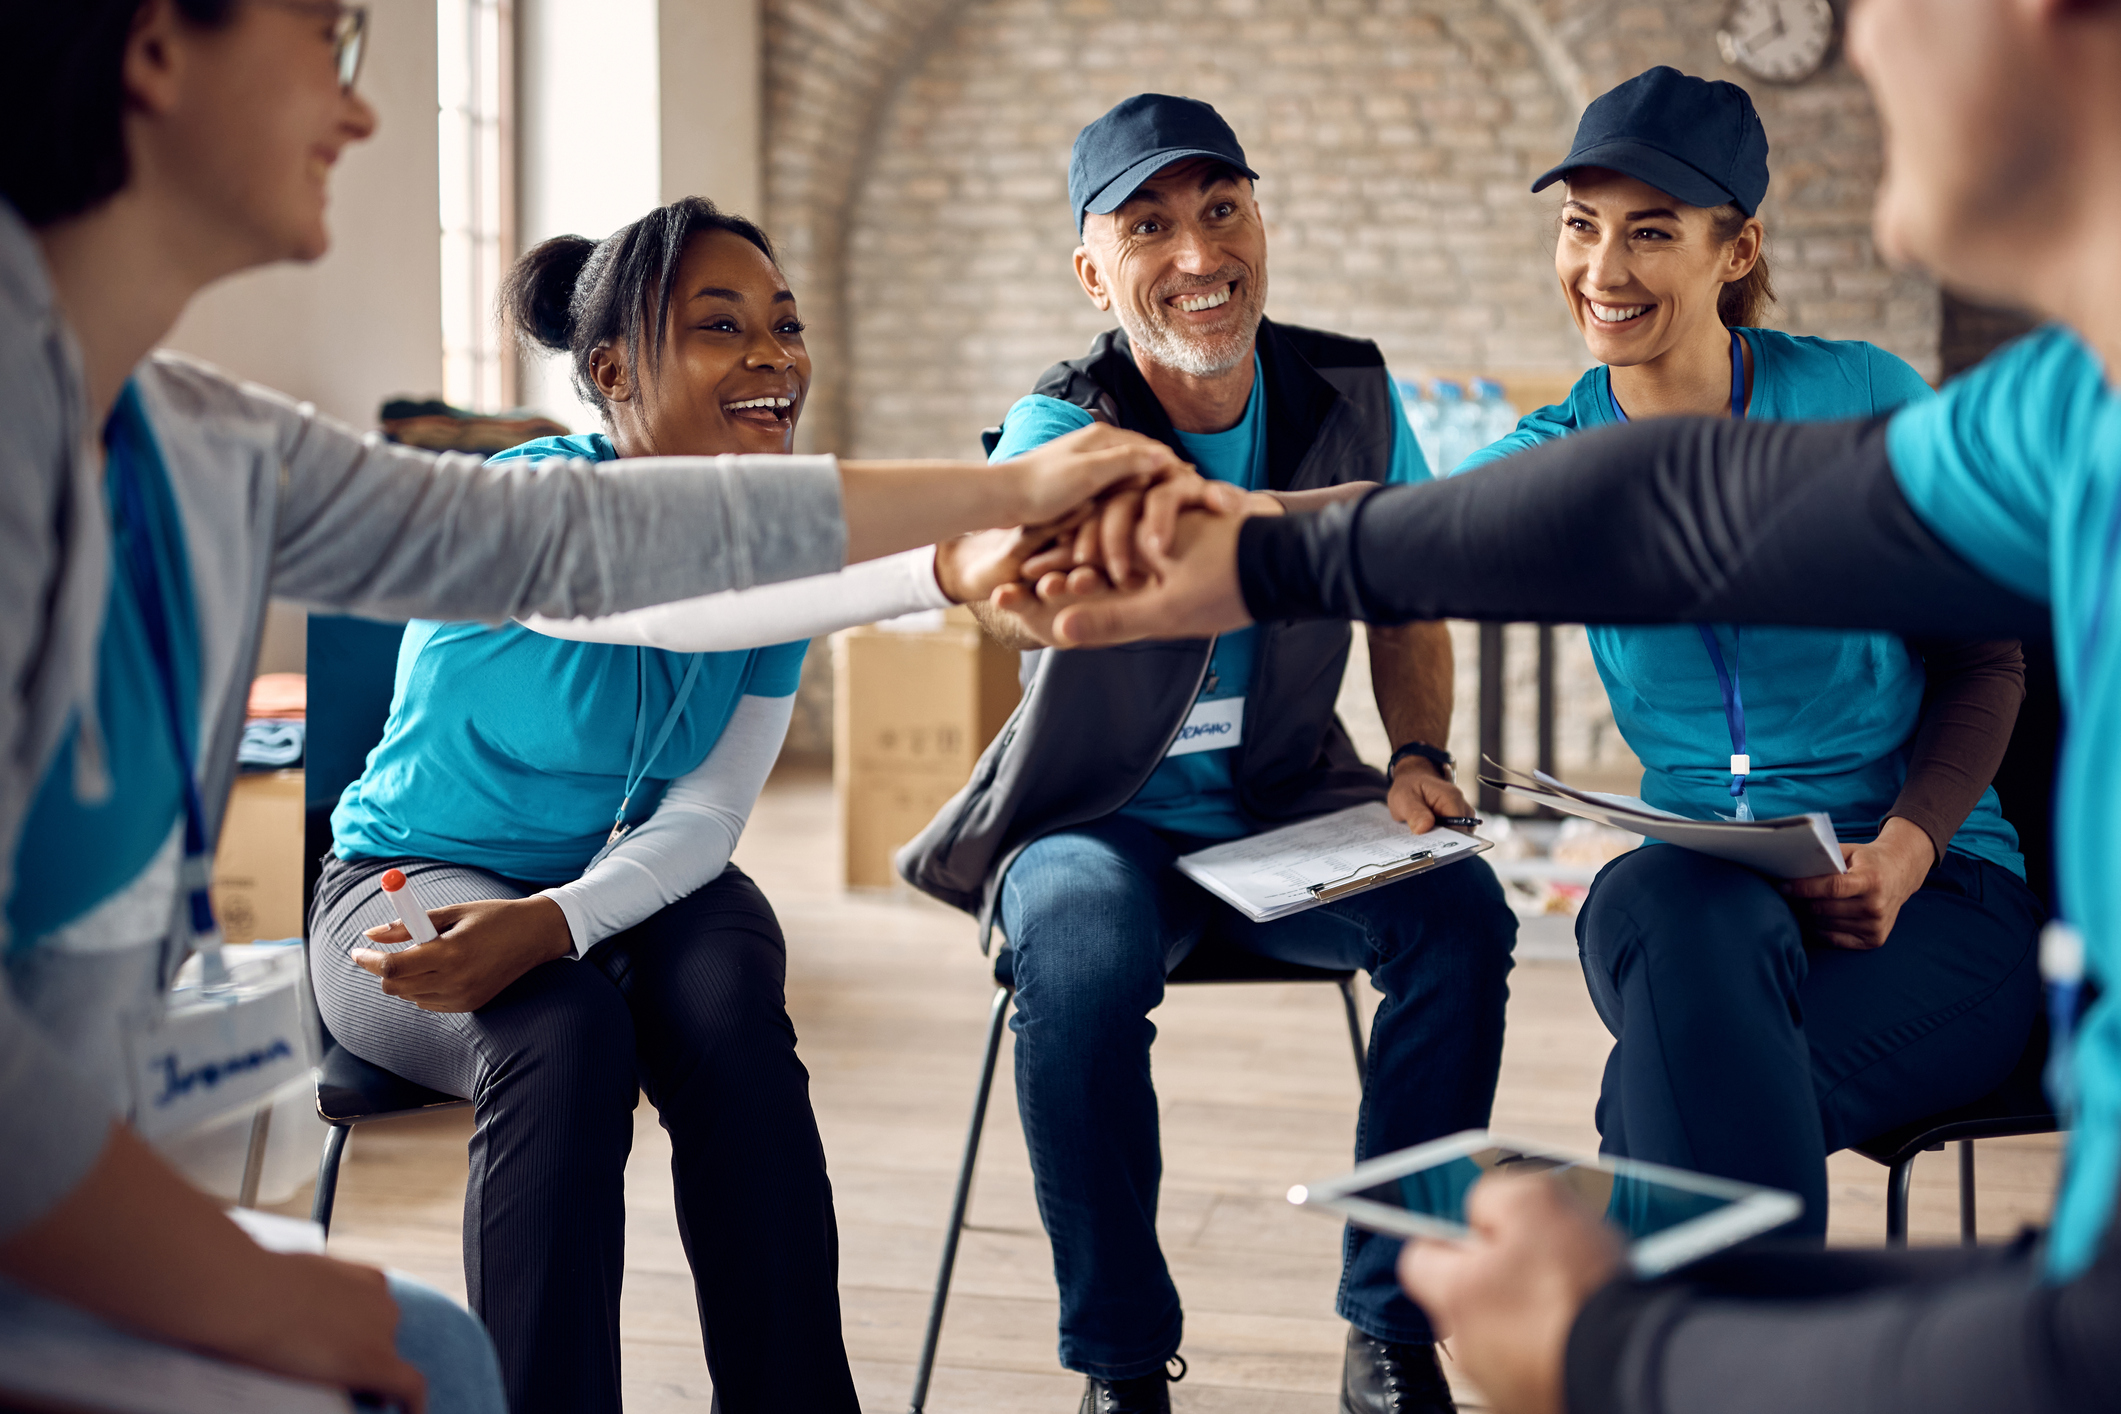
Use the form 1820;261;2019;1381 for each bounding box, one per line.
1388;740;1454;780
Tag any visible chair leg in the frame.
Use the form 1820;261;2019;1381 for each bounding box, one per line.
312;1123;351;1235
1959;1140;1978;1246
909;984;1013;1414
1337;975;1367;1086
1885;1155;1914;1247
237;1102;274;1208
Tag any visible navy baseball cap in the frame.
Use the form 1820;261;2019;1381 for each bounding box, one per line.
1532;67;1770;215
1069;94;1259;234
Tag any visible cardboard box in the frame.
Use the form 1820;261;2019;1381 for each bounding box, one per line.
834;608;1022;888
212;769;306;945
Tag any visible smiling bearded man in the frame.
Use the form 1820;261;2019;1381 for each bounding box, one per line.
899;94;1518;1414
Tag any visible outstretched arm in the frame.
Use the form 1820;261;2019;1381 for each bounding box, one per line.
1053;417;2049;648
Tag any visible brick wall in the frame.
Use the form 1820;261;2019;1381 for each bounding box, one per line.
762;0;1937;775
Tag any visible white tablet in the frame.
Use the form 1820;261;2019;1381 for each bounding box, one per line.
1289;1129;1802;1277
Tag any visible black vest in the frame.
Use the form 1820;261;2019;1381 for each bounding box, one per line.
898;319;1399;934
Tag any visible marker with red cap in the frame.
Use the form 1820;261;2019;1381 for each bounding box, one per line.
379;868;439;944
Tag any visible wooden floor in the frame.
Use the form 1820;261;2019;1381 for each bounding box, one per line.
279;772;2063;1412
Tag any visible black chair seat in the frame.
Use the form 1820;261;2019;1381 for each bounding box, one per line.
991;935;1356;989
315;1039;468;1125
1852;1015;2057;1170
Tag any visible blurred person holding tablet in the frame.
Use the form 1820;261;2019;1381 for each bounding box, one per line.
0;5;1186;1409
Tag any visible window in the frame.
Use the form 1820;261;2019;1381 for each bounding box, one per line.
438;0;514;410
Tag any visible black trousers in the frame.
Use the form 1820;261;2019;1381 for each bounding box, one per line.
310;854;859;1414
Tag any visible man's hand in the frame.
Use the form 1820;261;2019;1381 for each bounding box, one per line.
1389;757;1476;834
1046;504;1257;647
353;894;572;1012
1778;814;1935;950
1399;1174;1624;1414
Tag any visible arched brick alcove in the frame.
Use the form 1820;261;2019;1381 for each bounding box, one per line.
763;0;1935;458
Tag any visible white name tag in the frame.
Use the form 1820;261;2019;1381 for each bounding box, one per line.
1167;695;1245;757
124;949;316;1140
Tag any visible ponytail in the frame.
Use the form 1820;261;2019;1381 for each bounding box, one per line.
1709;203;1776;328
501;234;595;354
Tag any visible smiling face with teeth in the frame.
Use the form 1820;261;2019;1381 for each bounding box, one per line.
593;228;811;459
1073;156;1269;428
1556;168;1763;383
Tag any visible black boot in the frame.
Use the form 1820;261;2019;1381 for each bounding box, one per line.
1341;1329;1455;1413
1078;1355;1186;1413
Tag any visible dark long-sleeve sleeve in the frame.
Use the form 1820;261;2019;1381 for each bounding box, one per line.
1892;638;2026;860
1237;416;2049;642
1563;1174;2121;1414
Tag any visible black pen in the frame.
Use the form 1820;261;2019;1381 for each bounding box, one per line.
1437;815;1480;829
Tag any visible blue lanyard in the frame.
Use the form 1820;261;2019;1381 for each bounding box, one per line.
105;384;220;959
608;649;706;846
1611;330;1755;817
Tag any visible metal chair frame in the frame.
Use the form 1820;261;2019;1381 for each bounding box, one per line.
1854;1105;2063;1247
906;943;1368;1413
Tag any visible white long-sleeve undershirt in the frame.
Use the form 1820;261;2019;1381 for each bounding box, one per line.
537;693;793;955
521;546;951;652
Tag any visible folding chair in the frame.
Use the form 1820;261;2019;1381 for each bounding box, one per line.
1851;639;2067;1244
302;615;470;1235
906;935;1368;1413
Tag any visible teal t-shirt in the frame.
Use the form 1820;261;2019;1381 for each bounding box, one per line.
1886;325;2121;1279
9;383;200;950
988;352;1429;839
1460;328;2022;876
330;434;809;884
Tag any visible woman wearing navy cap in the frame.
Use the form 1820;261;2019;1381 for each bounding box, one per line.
1458;67;2045;1236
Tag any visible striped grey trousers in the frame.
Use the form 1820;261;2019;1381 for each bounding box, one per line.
309;852;858;1414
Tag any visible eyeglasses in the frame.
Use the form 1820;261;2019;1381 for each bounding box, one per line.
256;1;369;92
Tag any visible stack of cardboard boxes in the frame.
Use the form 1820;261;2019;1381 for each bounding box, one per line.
833;607;1022;888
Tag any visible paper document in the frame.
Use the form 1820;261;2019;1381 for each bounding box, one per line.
1176;802;1493;923
1478;761;1845;879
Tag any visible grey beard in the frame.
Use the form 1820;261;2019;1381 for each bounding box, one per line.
1116;300;1262;379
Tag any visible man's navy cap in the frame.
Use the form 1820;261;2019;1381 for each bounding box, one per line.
1069;94;1259;234
1532;66;1770;215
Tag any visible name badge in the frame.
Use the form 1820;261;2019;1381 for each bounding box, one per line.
1167;695;1244;757
124;948;316;1140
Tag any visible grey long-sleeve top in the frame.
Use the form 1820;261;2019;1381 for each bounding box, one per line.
0;202;846;1238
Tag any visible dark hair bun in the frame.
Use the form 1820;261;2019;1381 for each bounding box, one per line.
500;234;596;352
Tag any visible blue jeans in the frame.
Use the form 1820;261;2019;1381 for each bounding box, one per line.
1579;845;2044;1237
997;814;1517;1378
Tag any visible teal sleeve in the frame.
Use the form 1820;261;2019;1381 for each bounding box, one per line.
742;640;811;698
1456;405;1576;474
1381;373;1432;485
987;395;1096;463
1885;327;2094;605
1864;344;1940;414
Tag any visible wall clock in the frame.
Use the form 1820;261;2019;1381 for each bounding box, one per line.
1717;0;1836;83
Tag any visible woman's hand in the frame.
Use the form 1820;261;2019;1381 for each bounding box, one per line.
932;500;1102;604
1045;504;1259;647
352;895;573;1012
997;423;1197;526
0;1125;428;1413
1779;815;1935;950
1398;1174;1624;1414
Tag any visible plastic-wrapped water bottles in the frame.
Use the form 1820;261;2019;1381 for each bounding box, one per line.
1396;374;1522;475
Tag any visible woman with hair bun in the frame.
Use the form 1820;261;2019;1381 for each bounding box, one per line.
311;195;1058;1414
1457;67;2044;1237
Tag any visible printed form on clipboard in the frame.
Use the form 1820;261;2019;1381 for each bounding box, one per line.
1175;802;1493;923
1477;760;1846;878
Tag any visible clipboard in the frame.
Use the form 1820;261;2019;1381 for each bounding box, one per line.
1175;803;1494;922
